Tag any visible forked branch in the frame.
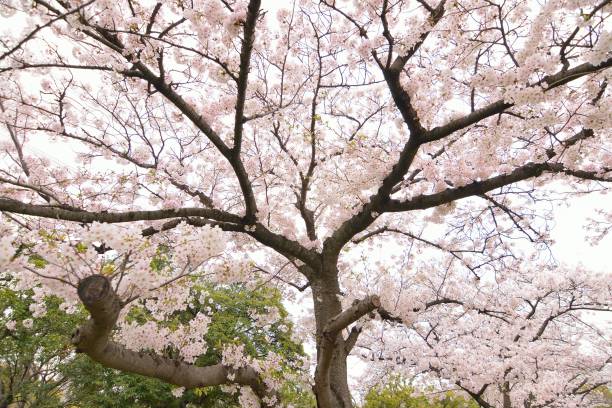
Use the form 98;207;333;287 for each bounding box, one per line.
314;295;381;407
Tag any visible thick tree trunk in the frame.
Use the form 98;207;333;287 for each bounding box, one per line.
502;384;512;408
311;267;353;408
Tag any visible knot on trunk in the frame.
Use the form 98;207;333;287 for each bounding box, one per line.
78;274;112;306
73;274;122;353
77;275;122;324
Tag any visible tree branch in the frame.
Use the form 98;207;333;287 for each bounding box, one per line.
425;58;612;142
0;198;241;225
71;275;276;406
456;381;493;408
230;0;261;221
0;0;95;62
383;160;609;213
233;0;260;155
314;295;380;407
0;199;320;266
29;0;260;224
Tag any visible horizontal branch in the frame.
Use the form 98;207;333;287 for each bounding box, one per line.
377;297;510;325
140;217;242;236
0;62;143;77
0;198;242;224
383;161;610;212
425;57;612;142
71;275;275;406
0;198;320;266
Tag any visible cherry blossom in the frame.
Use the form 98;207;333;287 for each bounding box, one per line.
0;0;610;407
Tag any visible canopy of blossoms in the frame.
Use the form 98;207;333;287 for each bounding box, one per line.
0;0;610;407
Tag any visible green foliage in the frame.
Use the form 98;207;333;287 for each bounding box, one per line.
362;377;478;408
0;285;85;408
595;386;612;408
194;282;303;366
62;358;180;408
184;282;313;407
1;280;313;407
68;282;313;407
27;253;48;269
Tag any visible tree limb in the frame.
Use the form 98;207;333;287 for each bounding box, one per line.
71;275;276;406
383;160;609;213
314;295;380;407
0;199;320;266
425;58;612;142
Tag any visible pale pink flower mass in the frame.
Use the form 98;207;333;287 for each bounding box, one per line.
0;0;610;406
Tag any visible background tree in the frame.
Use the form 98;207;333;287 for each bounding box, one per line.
362;376;478;408
0;284;82;408
1;281;312;407
594;387;612;408
0;0;610;407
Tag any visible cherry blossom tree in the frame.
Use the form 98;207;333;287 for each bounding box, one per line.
0;0;610;407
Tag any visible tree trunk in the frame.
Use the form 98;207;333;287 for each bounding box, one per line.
0;380;12;408
502;382;512;408
311;266;353;408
